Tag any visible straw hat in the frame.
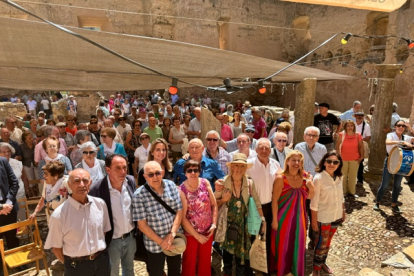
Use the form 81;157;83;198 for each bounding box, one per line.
226;153;253;169
162;233;187;256
222;112;234;123
243;101;251;107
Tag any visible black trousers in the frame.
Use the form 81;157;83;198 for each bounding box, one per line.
0;209;19;249
306;199;315;245
64;251;110;276
357;161;364;183
146;251;181;276
244;202;272;276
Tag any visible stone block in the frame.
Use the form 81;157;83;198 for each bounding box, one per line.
383;252;414;268
403;244;414;263
390;269;410;276
201;107;221;146
358;268;384;276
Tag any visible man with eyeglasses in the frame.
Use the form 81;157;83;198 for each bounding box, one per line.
133;161;183;276
229;133;257;162
270;132;292;169
116;116;132;141
245;138;282;275
222;124;258;153
294;126;327;249
45;169;111;276
203;131;232;175
173;139;224;187
314;102;341;152
89;154;137;276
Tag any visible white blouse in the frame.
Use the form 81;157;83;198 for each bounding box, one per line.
310;171;344;223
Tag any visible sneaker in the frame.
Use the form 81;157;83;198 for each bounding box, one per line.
373;203;380;211
392;205;402;213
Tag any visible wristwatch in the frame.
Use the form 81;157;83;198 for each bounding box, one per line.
170;231;176;238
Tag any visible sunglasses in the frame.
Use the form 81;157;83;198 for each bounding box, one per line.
206;138;218;142
326;160;340;165
276;139;287;143
82;151;96;155
101;135;107;138
119;118;126;121
146;171;162;178
396;124;406;128
186;169;199;174
245;130;255;133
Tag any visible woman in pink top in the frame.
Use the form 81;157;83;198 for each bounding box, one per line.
179;160;218;276
336;120;364;197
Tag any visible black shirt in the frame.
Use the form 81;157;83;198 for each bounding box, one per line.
314;113;340;145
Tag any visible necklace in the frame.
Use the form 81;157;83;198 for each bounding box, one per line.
185;181;199;192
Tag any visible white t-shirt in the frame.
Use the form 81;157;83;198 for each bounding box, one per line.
41;99;50;110
26;100;37;110
122;103;131;114
386;132;413;154
356;121;371;139
134;144;151;171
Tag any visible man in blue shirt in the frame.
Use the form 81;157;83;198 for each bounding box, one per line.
173;138;224;189
339;100;362;122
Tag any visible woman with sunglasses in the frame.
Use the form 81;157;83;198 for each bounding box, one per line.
178;160;217;276
75;141;106;185
97;127;127;160
65;115;78;136
336;119;363;198
169;117;186;164
137;138;172;186
310;151;345;276
374;119;414;213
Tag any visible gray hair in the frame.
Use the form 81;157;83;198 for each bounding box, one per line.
205;130;220;140
393;102;398;112
75;130;91;144
79;141;97;151
257;138;271;148
0;142;15;154
304;126;320;136
44;126;58;137
237;133;251;142
353;101;361;106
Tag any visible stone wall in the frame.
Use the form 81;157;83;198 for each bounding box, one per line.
0;102;28;121
0;0;413;118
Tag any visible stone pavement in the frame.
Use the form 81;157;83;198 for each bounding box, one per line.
12;175;414;276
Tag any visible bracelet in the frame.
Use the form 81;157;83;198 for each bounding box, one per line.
261;216;266;222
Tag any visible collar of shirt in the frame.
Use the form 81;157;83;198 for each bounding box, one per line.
67;195;92;210
107;176;128;193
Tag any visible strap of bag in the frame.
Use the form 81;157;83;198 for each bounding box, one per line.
273;148;280;163
144;182;176;215
305;145;318;167
361;122;365;136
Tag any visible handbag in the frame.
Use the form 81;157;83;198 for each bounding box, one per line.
249;228;268;274
226;222;239;241
215;203;228;243
247;180;262;236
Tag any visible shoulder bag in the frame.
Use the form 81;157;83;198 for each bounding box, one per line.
215;200;228;243
249;227;268;273
247;179;262;236
361;122;370;159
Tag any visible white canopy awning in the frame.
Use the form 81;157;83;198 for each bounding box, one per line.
0;17;354;91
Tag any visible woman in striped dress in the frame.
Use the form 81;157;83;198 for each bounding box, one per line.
271;150;314;276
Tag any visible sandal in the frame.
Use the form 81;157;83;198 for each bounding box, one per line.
322;264;334;274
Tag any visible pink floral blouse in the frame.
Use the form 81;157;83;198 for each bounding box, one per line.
180;178;212;234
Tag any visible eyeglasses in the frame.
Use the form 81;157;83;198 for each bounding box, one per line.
245;130;255;133
396;124;406;128
276;139;288;143
101;135;107;138
146;171;162;178
82;151;96;155
326;160;340;165
186;169;199;174
119;118;126;121
306;134;319;138
206;138;218;142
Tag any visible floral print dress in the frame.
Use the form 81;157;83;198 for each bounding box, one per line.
222;192;251;265
42;176;70;223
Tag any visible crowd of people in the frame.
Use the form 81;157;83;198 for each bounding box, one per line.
0;91;411;276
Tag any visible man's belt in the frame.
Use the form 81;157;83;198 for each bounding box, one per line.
64;249;107;261
115;229;134;240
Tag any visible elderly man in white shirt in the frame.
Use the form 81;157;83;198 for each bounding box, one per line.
45;169;111;276
229;133;257;162
246;138;282;274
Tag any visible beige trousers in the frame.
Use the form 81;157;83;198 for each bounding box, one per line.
342;160;359;195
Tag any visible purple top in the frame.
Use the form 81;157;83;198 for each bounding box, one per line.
180;178;212;234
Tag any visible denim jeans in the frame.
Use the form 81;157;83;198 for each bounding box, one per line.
376;157;403;204
108;232;136;276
